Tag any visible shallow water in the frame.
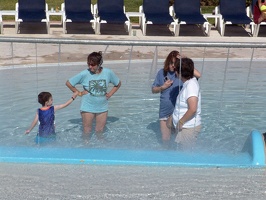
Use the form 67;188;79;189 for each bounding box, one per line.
1;59;266;154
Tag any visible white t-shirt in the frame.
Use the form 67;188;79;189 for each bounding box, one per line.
173;77;201;128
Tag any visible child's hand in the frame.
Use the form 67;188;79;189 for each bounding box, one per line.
25;130;30;134
72;91;79;99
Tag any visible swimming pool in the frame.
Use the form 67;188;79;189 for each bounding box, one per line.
0;59;266;166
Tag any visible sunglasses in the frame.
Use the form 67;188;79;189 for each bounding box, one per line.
87;62;97;67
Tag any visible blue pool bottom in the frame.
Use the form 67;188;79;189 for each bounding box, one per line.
0;130;265;168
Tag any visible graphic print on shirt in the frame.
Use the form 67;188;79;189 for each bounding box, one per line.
88;79;107;96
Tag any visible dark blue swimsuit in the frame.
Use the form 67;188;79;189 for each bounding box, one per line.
38;106;55;138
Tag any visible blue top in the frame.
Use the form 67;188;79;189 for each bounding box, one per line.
69;67;120;113
152;69;182;118
38;106;55;137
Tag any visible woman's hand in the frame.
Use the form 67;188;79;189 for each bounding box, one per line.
79;90;88;97
176;121;183;131
106;92;111;99
163;79;173;89
105;81;121;99
159;80;174;93
166;115;173;129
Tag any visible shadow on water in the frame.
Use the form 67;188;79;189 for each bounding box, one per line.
146;120;177;150
65;116;119;138
146;121;161;143
107;116;119;123
68;116;119;125
68;118;82;125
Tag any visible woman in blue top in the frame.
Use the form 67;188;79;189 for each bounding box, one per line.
66;51;121;141
152;50;201;148
25;91;78;143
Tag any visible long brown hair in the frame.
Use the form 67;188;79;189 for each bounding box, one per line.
163;50;180;76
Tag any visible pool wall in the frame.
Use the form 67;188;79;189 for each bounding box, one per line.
0;130;265;168
241;130;265;166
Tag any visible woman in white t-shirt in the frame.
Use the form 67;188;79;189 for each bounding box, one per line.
166;58;201;151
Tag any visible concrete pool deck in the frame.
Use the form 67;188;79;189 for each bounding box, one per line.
1;163;266;200
1;23;266;66
1;24;266;199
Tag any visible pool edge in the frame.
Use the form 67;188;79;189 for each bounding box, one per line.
0;131;265;168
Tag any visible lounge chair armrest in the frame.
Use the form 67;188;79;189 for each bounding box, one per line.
246;6;251;18
91;4;94;15
61;3;64;12
139;5;143;13
169;5;174;17
94;4;98;17
45;3;48;12
215;6;219;15
15;3;19;21
61;3;66;21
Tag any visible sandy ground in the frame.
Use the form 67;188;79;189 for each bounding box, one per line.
1;22;266;199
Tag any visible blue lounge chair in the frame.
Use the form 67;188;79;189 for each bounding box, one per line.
218;0;256;36
95;0;131;35
140;0;177;36
15;0;49;33
63;0;96;34
172;0;210;36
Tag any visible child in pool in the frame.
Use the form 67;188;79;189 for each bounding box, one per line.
25;91;78;143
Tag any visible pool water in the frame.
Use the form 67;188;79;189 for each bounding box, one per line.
1;59;266;154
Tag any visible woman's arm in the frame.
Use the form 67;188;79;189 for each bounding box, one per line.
194;68;201;79
106;81;121;99
66;80;86;96
258;0;262;7
152;85;163;93
177;96;198;130
66;80;79;93
152;79;174;93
